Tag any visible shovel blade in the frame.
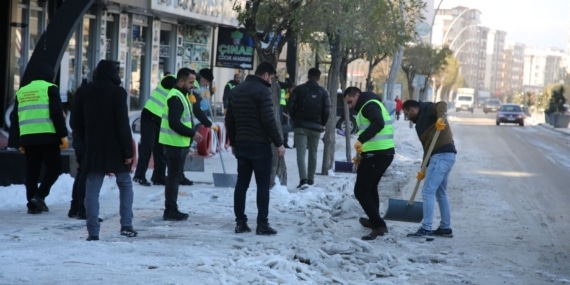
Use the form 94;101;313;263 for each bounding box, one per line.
212;173;238;188
335;161;355;173
383;198;423;223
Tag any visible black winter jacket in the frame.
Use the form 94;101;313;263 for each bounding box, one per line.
225;75;283;147
287;80;331;132
71;60;133;173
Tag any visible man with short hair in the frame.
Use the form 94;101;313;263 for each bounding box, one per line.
402;99;456;238
223;73;241;111
159;68;204;221
288;68;330;189
225;62;285;235
344;87;394;241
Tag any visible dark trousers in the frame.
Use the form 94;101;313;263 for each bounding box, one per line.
70;152;86;213
24;144;61;207
233;142;272;224
163;145;188;211
134;116;166;182
354;154;394;228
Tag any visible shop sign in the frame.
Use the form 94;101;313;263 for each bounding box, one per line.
215;27;254;70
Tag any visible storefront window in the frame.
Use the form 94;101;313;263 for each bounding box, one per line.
29;9;42;62
159;29;171;77
129;23;147;110
11;7;23;99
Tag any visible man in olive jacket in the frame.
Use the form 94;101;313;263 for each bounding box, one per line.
403;99;457;239
71;60;136;241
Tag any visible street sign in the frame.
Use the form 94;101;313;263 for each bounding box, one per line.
416;22;431;37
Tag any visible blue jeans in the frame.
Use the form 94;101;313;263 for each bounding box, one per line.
421;152;455;231
233;142;273;224
85;171;134;236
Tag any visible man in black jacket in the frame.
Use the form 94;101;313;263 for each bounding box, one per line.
225;62;285;235
71;60;137;240
10;62;69;214
287;68;330;189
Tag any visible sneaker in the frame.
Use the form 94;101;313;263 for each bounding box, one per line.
407;227;433;238
31;196;49;212
297;179;309;189
27;207;42;214
86;236;99;241
152;178;166;186
235;220;251;233
120;226;138;237
362;227;388;240
256;223;277;235
163;210;189;221
358;217;372;228
433;227;453;238
307;180;314;186
133;177;151;186
180;177;194;186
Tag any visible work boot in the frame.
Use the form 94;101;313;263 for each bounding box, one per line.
256;223;277;235
133;177;151;186
235;220;251;233
31;196;49;212
358;217;372;228
163;209;189;221
152;178;166;186
27;207;42;215
180;177;194;186
86;236;99;241
361;227;388;240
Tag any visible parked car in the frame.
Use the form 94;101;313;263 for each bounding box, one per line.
335;90;358;134
496;103;524;126
483;99;501;113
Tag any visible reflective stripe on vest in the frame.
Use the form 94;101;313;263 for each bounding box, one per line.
356;99;395;152
280;89;287;106
159;89;193;147
227;82;235;89
16;80;57;135
144;85;169;117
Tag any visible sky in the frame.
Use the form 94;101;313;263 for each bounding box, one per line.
440;0;568;50
1;112;569;284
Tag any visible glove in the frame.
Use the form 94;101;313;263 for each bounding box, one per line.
353;140;363;154
211;86;217;93
19;147;25;154
352;155;361;165
416;170;425;181
188;94;197;104
60;137;69;150
435;118;446;131
211;124;219;132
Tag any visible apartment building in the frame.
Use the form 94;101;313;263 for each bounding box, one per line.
523;47;567;91
483;29;506;95
502;42;525;95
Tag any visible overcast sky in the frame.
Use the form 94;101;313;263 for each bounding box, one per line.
440;0;568;51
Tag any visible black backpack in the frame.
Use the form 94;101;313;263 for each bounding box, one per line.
296;84;325;120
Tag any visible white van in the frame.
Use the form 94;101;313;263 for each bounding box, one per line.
455;94;474;113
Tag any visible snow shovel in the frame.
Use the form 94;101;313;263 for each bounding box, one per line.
207;98;238;188
383;116;445;223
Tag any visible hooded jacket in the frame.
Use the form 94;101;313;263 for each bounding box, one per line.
414;101;457;158
9;63;68;147
70;60;133;173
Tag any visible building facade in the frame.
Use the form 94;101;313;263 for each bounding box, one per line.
1;0;242;134
523;47;567;91
502;42;525;95
483;29;506;95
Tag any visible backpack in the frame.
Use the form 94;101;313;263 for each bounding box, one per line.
296;84;325;121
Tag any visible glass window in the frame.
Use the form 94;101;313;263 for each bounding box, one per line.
129;24;147;110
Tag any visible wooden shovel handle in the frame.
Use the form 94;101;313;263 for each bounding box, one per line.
408;115;446;205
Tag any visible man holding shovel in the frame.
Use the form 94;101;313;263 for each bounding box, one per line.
343;87;395;241
402;99;456;238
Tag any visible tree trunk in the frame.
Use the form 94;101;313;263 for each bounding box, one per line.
321;33;341;174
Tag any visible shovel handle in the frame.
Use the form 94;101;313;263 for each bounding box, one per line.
408;115;446;205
